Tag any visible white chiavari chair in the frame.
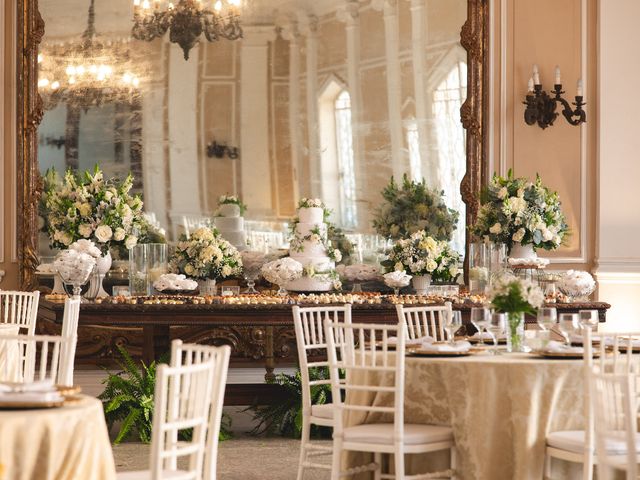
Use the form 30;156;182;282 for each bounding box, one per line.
58;297;81;386
395;302;452;342
292;304;352;480
0;334;74;384
325;318;457;480
117;345;228;480
170;340;231;480
0;290;40;335
544;329;640;480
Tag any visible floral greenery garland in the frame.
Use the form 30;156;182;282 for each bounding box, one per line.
289;226;343;263
381;230;461;283
170;226;243;280
217;194;248;216
372;174;459;241
40;166;144;254
470;170;569;252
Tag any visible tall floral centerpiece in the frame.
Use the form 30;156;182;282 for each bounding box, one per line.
382;230;461;294
372;174;458;241
487;274;544;352
470;170;568;259
169;226;243;295
42;167;145;297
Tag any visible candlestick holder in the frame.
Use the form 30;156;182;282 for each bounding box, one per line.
523;84;586;129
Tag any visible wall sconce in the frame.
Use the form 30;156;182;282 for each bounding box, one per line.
206;140;239;159
523;65;586;129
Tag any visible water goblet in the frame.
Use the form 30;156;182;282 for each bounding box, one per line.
488;313;506;355
558;313;580;346
470;307;490;345
537;307;557;332
578;310;599;332
443;311;462;345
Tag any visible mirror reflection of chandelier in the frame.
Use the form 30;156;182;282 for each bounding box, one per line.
38;0;142;111
132;0;243;60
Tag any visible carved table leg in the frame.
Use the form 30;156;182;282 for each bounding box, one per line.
143;325;171;364
265;326;275;383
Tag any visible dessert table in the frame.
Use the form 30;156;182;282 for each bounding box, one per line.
0;395;116;480
346;352;587;480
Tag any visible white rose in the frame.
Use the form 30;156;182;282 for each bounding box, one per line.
125;236;138;249
394;262;404;271
426;260;438;272
333;250;342;262
61;232;73;246
449;265;459;277
222;265;233;277
498;187;508;199
113;227;126;241
489;223;502;234
78;203;92;217
512;228;526;242
78;224;93;238
94;225;113;243
104;191;114;202
184;264;195;275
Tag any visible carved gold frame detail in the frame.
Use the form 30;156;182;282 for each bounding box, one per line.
16;0;489;289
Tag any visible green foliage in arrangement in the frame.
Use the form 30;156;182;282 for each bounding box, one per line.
372;174;459;241
99;345;232;444
246;367;333;439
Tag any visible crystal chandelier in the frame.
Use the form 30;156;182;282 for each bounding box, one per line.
132;0;243;60
38;0;142;111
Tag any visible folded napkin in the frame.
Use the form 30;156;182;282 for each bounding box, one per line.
388;335;435;347
419;340;471;353
470;332;505;341
0;391;64;403
542;340;584;355
0;379;56;394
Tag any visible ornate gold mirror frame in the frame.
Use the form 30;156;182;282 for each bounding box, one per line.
16;0;489;290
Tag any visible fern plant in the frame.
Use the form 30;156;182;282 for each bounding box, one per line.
246;367;333;439
99;345;232;444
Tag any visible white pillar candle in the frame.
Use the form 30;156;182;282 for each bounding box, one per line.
533;64;540;85
555;65;561;85
527;77;534;92
577;79;584;97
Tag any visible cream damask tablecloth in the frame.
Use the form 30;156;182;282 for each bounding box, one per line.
346;352;586;480
0;395;116;480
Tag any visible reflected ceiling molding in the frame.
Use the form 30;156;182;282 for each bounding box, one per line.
38;0;142;111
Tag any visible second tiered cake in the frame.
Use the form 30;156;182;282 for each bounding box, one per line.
286;199;341;292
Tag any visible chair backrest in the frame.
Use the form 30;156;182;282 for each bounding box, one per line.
58;297;81;386
0;333;74;384
292;305;352;415
591;369;638;480
325;319;405;443
0;290;40;335
170;340;231;480
395;302;451;341
182;215;211;239
151;359;217;480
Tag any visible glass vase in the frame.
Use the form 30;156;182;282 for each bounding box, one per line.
129;244;168;296
469;242;490;294
506;312;525;353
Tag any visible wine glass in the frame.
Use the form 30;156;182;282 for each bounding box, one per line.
558;313;579;346
443;311;462;345
579;310;599;332
537;307;557;332
470;307;490;345
488;313;506;355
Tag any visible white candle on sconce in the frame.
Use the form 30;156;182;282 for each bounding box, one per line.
532;64;540;85
554;65;561;85
527;77;534;92
577;79;584;97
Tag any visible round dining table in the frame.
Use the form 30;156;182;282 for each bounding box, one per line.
0;395;116;480
346;351;588;480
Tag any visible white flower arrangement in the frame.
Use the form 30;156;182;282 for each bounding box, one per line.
298;198;325;209
471;170;568;253
289;225;342;263
69;239;102;259
261;257;303;286
487;273;545;313
170;227;243;280
153;273;198;292
337;264;380;282
383;270;412;289
382;230;461;282
558;270;596;299
53;249;96;285
217;194;247;215
41;166;144;254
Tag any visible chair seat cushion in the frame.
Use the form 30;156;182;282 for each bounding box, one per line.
547;430;640;455
117;470;192;480
311;403;334;420
343;423;453;446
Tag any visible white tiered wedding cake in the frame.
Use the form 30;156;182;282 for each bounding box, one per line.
214;196;247;251
286;199;341;292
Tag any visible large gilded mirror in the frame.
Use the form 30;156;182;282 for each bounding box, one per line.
17;0;488;289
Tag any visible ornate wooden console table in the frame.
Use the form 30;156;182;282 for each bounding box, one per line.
37;299;610;404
